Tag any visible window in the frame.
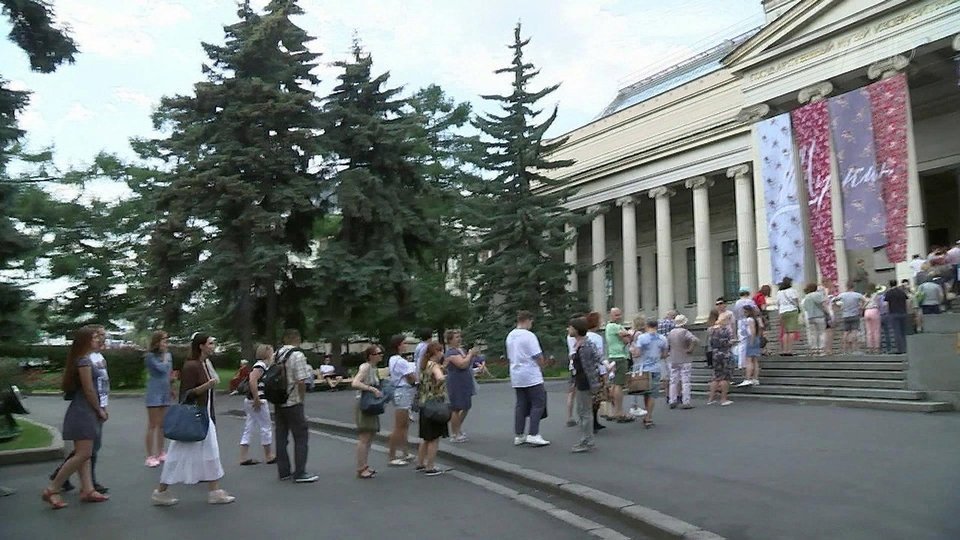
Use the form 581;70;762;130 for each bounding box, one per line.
686;247;696;305
604;260;614;310
722;240;739;300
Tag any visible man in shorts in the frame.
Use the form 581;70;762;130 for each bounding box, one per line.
836;283;867;354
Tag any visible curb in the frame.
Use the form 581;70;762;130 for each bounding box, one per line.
227;408;724;540
0;419;65;466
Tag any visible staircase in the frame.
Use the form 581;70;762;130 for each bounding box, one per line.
685;311;954;412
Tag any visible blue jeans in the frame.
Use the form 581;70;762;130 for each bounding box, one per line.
887;313;908;354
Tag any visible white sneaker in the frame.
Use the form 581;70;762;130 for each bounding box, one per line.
752;379;760;386
736;380;753;387
707;400;717;405
720;400;734;406
629;407;648;417
207;489;236;505
525;434;551;447
151;489;178;506
513;435;527;446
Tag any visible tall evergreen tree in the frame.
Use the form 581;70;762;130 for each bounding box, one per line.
467;23;584;355
0;0;76;341
312;45;441;344
151;0;326;356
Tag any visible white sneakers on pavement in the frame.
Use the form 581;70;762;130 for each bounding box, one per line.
628;407;648;417
720;400;734;406
151;489;178;506
525;434;551;447
207;489;236;504
736;380;754;387
513;435;527;446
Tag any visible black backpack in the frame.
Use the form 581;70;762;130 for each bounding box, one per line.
263;347;302;405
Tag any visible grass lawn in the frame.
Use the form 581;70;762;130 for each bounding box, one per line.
0;416;53;451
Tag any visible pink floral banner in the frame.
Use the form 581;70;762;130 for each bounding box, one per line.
867;73;909;263
791;101;837;282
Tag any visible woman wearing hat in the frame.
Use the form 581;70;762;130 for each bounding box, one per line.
666;314;699;409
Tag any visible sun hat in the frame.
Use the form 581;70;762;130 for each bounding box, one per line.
673;314;688;327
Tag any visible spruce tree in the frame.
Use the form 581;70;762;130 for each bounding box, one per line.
0;0;76;341
152;0;325;356
467;23;584;356
312;44;441;344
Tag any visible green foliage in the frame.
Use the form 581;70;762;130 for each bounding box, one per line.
0;416;53;451
465;23;586;357
0;346;146;388
0;0;76;343
145;0;328;356
311;44;449;342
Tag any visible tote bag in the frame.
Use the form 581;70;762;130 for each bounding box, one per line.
163;393;209;442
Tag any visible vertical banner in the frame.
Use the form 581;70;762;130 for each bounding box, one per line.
827;87;887;249
757;113;805;285
791;101;837;282
867;73;909;263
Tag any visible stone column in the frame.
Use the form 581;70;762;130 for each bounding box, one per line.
869;55;925;282
564;222;578;292
737;104;773;290
589;205;607;316
727;164;757;292
649;187;675;316
686;177;714;323
799;81;847;288
617;197;639;319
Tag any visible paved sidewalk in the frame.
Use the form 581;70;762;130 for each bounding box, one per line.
3;396;606;540
285;381;960;540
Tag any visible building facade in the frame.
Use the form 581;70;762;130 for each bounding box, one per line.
549;0;960;322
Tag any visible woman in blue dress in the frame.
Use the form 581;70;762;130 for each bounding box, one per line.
144;330;175;468
43;325;109;509
443;330;479;443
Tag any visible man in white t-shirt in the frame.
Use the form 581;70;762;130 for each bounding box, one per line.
506;310;550;447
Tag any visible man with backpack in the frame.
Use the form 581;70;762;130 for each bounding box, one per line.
271;329;318;483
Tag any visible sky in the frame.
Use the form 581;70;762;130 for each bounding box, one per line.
2;0;766;298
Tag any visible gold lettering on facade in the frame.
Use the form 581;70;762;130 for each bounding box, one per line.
747;0;960;82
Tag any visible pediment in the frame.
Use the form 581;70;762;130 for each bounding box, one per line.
724;0;910;71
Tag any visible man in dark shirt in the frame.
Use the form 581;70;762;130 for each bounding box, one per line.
883;279;909;354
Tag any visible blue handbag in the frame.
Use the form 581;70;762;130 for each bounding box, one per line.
163;393;209;442
359;381;395;415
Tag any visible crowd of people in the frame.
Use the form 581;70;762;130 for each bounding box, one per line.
39;246;957;506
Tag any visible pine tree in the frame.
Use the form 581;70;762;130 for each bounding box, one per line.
312;44;442;344
151;0;326;356
0;0;76;341
467;23;584;356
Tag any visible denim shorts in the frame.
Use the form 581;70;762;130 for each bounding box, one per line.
393;385;416;410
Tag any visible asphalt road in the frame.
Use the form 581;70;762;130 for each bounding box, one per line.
0;395;608;540
293;380;960;540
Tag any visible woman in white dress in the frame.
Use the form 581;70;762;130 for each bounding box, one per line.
151;333;235;506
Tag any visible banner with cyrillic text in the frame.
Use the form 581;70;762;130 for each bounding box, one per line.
792;101;837;282
827;87;887;250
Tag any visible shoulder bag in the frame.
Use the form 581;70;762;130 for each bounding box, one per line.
163;392;209;442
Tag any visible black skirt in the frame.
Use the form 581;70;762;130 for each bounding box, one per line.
418;409;449;442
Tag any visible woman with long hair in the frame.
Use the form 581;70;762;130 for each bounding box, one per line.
352;345;384;479
238;344;275;466
387;335;417;466
863;286;883;354
443;330;478;443
43;326;109;509
151;333;234;506
417;341;448;476
144;331;175;468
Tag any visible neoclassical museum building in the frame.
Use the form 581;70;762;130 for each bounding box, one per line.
549;0;960;323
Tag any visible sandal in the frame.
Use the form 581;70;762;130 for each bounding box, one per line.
79;490;110;503
357;466;376;479
643;419;655;429
42;488;68;510
266;457;277;464
239;459;260;466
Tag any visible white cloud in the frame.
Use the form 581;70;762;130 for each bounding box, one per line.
65;103;96;122
55;0;194;60
112;87;154;109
